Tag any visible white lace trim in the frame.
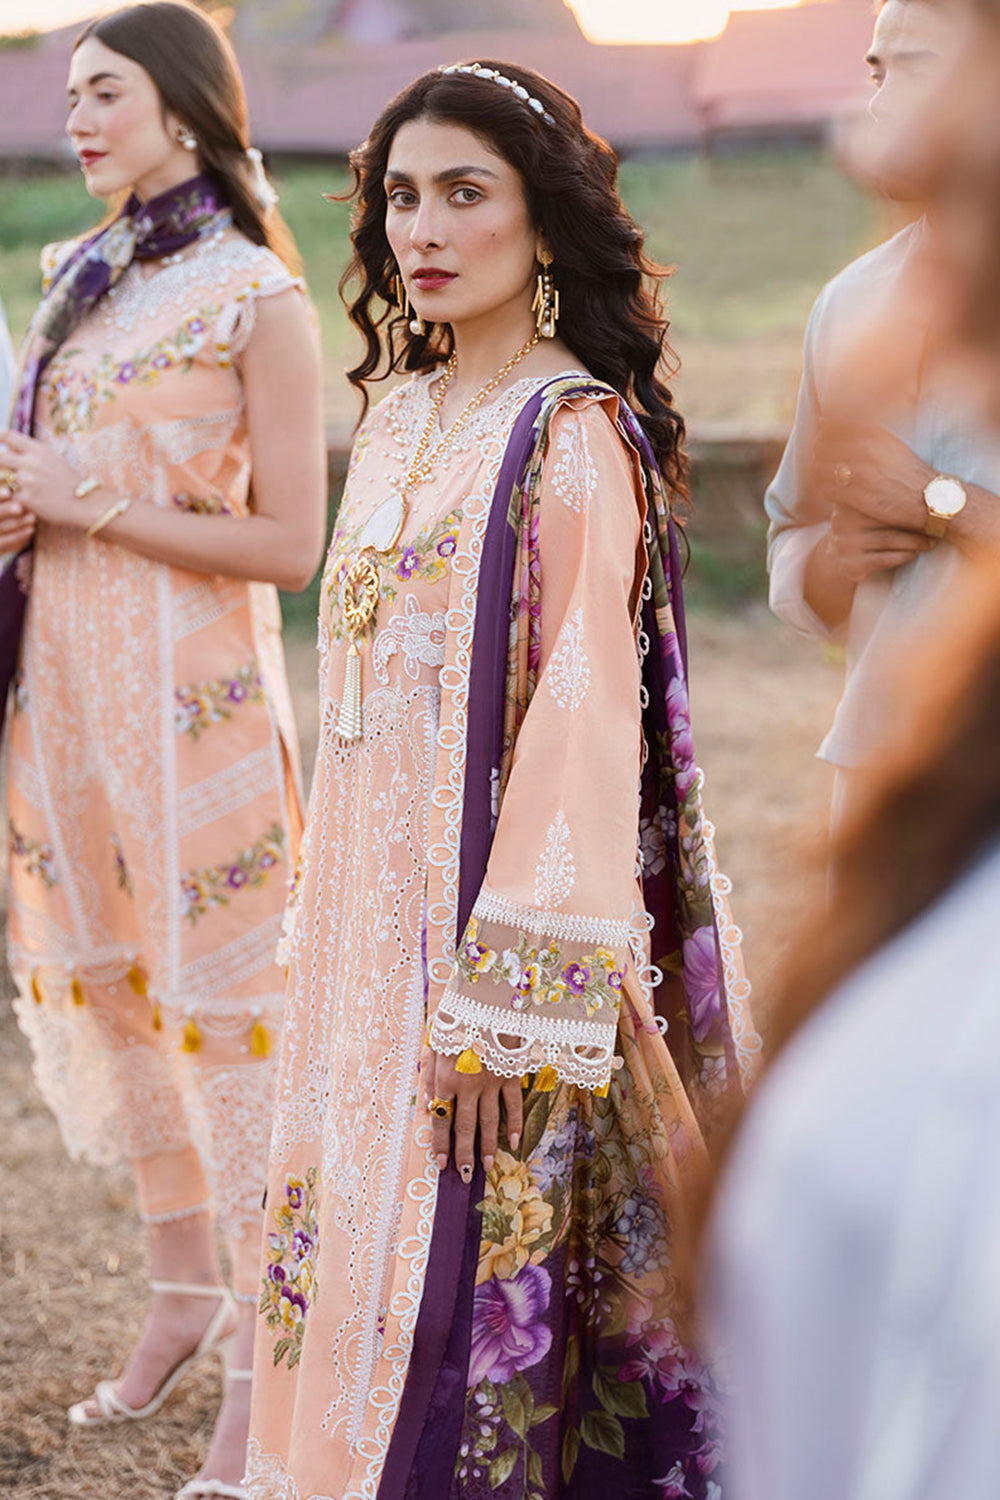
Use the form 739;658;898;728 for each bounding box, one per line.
429;987;618;1091
471;886;633;948
700;788;760;1090
140;1200;212;1225
244;1439;336;1500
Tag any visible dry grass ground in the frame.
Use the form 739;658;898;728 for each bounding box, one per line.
0;608;843;1499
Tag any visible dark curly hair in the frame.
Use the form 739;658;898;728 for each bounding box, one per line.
338;61;687;495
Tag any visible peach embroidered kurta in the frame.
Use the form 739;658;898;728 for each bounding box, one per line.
8;220;303;1259
247;371;755;1499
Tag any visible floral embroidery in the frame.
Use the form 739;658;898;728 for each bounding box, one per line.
371;593;447;684
172;489;235;516
10;820;58;887
549;412;598;513
111;832;134;898
44;303;221;438
259;1166;319;1369
546;608;590;712
180;821;285;924
175;661;265;739
454;917;625;1020
324;508;461;644
534;809;576;909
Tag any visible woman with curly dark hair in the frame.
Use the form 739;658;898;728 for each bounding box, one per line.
246;62;755;1500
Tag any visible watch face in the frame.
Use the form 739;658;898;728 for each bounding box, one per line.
925;475;967;518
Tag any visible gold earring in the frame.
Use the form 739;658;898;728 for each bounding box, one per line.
532;250;559;339
393;273;428;336
177;126;198;152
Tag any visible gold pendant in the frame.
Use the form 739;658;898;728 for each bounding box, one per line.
338;552;382;742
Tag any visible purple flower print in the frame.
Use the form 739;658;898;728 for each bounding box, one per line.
268;1262;286;1284
187;316;205;334
561;962;591;996
607;968;624;992
292;1229;313;1261
228;681;247;703
468;1263;553;1388
227;866;249;890
656;1462;691;1498
286;1183;304;1209
437;532;457;557
683;927;722;1041
616;1190;668;1276
153;352;172;370
115;362;138;384
396;545;420;581
279;1285;307;1320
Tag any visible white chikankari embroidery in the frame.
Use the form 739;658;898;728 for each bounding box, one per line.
546;608;591;712
534;810;576;909
371;594;447;684
550;413;598;513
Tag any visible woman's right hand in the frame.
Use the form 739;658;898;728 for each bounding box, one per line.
0;498;36;554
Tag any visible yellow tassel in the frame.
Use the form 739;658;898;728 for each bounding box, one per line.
127;963;148;997
151;1001;163;1032
70;975;85;1006
250;1017;271;1058
520;1073;531;1089
594;1078;611;1099
535;1065;558;1092
182;1016;202;1053
31;970;44;1005
336;639;363;741
455;1047;482;1075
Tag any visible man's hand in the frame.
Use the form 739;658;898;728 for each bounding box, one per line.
827;504;937;583
813;419;934;531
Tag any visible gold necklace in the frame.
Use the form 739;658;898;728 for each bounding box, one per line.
336;330;541;740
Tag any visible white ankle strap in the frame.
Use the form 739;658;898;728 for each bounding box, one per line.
151;1280;230;1298
226;1368;253;1381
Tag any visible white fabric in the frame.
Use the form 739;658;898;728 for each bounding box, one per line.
708;837;1000;1500
765;219;1000;767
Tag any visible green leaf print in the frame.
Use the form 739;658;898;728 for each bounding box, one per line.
581;1409;625;1460
501;1375;532;1438
530;1403;558;1427
527;1448;544;1488
561;1427;581;1484
489;1447;519;1487
593;1367;650;1420
561;1334;580;1402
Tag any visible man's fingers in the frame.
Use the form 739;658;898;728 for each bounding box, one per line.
502;1077;524;1153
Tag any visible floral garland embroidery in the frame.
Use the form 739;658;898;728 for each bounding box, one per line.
324;508;461;644
180;822;285;924
455;917;625;1019
10;821;58;887
44;304;220;438
259;1167;319;1369
175;661;265;739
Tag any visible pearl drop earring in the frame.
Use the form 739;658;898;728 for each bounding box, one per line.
177;127;198;152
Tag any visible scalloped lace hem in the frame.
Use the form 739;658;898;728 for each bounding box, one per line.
429;987;619;1092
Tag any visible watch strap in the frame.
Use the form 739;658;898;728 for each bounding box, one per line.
924;511;949;539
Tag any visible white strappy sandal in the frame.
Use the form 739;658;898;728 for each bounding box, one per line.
67;1280;237;1427
175;1366;252;1500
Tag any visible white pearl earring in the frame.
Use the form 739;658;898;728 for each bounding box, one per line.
178;127;198;152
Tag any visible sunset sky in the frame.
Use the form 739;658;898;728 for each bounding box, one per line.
1;0;811;46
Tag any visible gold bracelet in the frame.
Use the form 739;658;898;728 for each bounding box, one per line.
73;475;100;498
86;496;132;538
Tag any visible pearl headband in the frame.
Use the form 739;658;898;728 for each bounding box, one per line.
438;63;556;126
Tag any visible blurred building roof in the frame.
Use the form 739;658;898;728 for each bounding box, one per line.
0;0;876;162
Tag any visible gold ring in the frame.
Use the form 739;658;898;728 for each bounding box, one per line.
430;1096;455;1120
0;467;19;494
833;462;853;489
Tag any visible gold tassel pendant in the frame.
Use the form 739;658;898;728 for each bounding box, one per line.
151;1001;163;1032
336;638;363;742
31;970;44;1005
127;962;148;997
182;1015;202;1053
70;975;86;1007
535;1064;558;1092
455;1047;482;1075
250;1014;271;1058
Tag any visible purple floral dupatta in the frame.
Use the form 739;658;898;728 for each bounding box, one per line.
0;176;227;741
380;381;754;1500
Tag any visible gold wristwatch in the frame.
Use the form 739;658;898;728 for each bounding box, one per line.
923;474;967;538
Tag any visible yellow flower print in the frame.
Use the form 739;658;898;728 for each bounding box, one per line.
477;1151;554;1284
425;555;447;583
594;947;617;972
274;1204;294;1231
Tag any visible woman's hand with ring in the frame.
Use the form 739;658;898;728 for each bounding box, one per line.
0;461;36;553
0;430;99;531
424;1049;524;1183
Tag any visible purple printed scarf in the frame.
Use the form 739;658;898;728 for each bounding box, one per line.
0;174;227;736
